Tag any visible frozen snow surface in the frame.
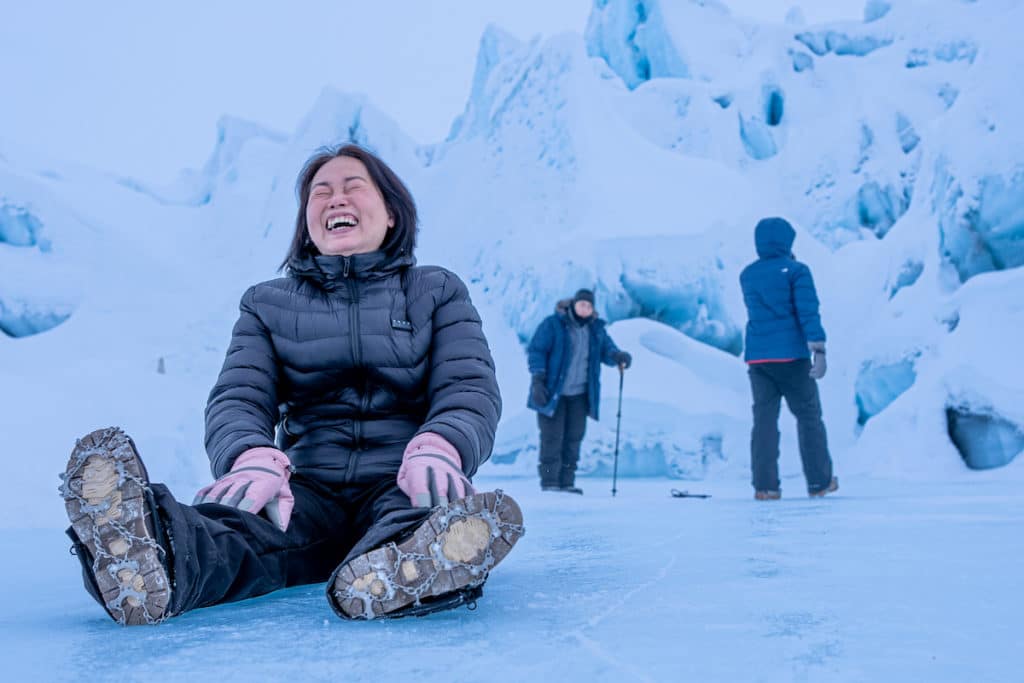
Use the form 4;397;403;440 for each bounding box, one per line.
1;0;1022;676
4;477;1023;681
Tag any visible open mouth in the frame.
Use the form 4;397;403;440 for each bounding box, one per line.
326;215;358;232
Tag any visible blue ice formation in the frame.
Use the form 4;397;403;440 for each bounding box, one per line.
946;407;1024;469
584;0;688;89
864;0;892;23
854;357;917;425
856;179;912;238
886;259;924;299
937;83;959;109
0;301;71;338
794;30;893;58
937;170;1024;282
790;50;814;72
763;85;785;126
616;271;743;356
895;113;920;154
0;202;48;251
906;41;977;69
739;114;778;160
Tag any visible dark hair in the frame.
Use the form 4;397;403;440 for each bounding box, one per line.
280;144;418;271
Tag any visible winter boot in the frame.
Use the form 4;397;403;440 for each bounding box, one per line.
754;490;782;501
328;490;524;620
59;427;171;625
561;486;584;495
541;485;563;492
808;477;839;498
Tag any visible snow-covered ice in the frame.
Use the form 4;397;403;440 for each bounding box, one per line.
3;474;1022;681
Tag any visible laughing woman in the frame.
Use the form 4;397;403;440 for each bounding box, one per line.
60;144;523;624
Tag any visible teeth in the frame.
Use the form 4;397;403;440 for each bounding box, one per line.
327;216;357;231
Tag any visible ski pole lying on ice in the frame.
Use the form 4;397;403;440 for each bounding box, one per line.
670;489;711;499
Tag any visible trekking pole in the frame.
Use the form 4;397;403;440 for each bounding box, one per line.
611;365;624;497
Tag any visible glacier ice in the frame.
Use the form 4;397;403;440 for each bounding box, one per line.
936;168;1024;282
895;113;920;154
855;357;918;425
739;113;778;160
584;0;688;89
0;297;71;338
790;50;814;73
864;0;892;23
886;259;924;299
946;407;1024;470
794;30;893;58
0;201;48;251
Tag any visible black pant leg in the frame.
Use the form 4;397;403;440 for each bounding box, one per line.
749;364;783;492
558;394;589;487
339;477;432;566
152;475;353;615
779;360;834;492
537;400;567;487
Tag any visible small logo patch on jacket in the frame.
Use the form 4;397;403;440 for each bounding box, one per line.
391;319;413;331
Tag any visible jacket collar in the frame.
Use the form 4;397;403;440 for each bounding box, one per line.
287;249;414;289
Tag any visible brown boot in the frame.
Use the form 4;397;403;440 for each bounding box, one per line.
59;427;171;625
754;490;782;500
809;477;839;498
329;490;524;620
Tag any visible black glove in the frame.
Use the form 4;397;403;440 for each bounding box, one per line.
530;374;550;406
808;341;826;380
614;351;632;369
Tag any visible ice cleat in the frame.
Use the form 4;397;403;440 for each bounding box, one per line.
329;489;524;620
59;427;170;625
808;477;839;498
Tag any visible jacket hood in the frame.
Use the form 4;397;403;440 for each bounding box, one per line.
287;249;414;289
754;217;796;259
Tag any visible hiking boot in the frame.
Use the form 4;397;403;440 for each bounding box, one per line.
561;486;584;495
809;477;839;498
328;490;524;620
541;485;563;492
59;427;170;625
754;490;782;501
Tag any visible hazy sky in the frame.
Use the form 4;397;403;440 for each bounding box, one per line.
0;0;864;185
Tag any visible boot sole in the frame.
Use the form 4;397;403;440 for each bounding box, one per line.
330;490;524;620
59;427;170;625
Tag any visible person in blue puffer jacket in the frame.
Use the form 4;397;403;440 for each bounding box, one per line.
739;217;838;500
527;289;631;494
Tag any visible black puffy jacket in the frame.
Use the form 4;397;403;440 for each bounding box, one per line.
204;249;501;484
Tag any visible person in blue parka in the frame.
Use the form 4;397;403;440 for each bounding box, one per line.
739;217;838;500
527;289;631;494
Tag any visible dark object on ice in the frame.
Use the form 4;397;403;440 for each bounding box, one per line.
808;476;839;498
670;489;711;499
754;490;780;500
946;407;1024;470
562;486;584;495
612;365;625;497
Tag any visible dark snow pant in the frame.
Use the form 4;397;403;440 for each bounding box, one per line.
69;472;431;617
537;393;589;488
748;360;833;494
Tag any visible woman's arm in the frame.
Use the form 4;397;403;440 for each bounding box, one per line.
416;271;501;478
204;286;281;478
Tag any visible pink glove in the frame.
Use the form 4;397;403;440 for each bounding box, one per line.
194;447;294;531
397;433;474;508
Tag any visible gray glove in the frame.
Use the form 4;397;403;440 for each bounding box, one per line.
530;373;550;406
808;341;826;380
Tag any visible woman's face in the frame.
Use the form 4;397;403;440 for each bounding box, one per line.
305;156;393;256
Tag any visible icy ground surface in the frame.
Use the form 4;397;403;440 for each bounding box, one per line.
3;475;1021;682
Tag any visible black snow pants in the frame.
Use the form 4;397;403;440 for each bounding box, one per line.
537;393;589;488
748;359;833;494
69;470;431;617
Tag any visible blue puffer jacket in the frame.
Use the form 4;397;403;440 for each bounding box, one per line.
739;217;826;362
526;309;622;420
